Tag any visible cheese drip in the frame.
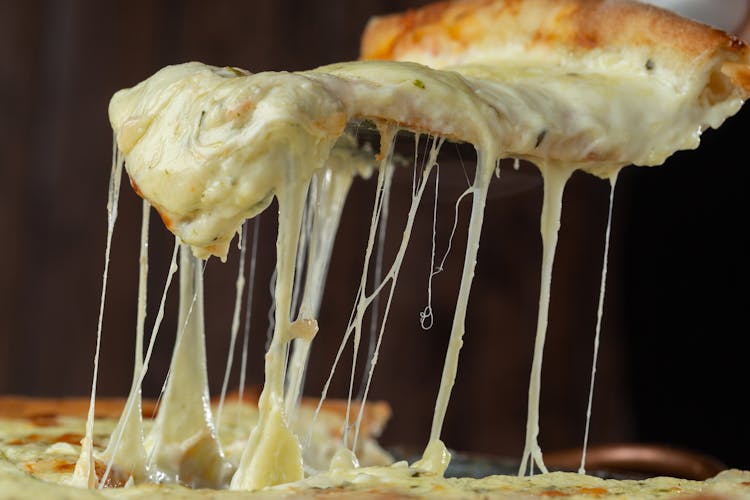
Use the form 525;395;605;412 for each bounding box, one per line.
237;219;261;429
103;239;180;486
352;135;444;452
285;136;373;425
309;133;397;459
71;140;124;488
104;54;747;490
99;199;151;485
283;171;349;415
230;178;310;490
519;164;575;476
145;245;229;488
215;224;248;433
579;171;620;473
419;150;496;475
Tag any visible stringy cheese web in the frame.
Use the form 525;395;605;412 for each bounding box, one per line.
51;6;749;496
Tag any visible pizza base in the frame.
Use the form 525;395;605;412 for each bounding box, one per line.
1;398;750;498
361;0;750;92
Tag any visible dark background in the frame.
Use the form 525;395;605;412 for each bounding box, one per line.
1;0;748;470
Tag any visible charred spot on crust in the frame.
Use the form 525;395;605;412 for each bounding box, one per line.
28;415;60;427
6;433;42;445
54;461;75;473
645;59;655;71
53;432;84;445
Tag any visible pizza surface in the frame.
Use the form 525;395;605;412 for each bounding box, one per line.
3;0;750;498
0;396;394;497
2;398;750;499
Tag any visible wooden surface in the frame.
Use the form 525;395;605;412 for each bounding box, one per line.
0;0;748;470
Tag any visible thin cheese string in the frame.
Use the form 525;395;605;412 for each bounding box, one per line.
454;143;473;188
419;163;440;330
100;236;179;488
353;137;445;451
418;165;475;331
290;185;315;320
265;268;277;352
134;199;150;394
215;224;248;432
145;248;208;470
579;170;620;473
99;198;150;486
230;177;311;491
149;255;208;420
342;138;397;450
356;154;395;401
72;139;123;488
310;129;397;450
237;217;261;428
284;173;320;419
426;150;494;448
519;164;573;476
412;133;419;195
285;165;355;422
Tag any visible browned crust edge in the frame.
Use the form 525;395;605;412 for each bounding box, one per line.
360;0;750;94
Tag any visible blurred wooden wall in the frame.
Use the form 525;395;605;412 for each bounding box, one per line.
0;0;748;469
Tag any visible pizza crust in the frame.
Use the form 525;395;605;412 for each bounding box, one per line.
361;0;750;98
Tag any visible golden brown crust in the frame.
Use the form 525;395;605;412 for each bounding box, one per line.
361;0;750;95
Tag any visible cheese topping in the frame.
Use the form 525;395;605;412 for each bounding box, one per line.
109;61;744;260
59;11;749;495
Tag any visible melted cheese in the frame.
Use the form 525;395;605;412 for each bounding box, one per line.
3;412;750;500
580;172;619;474
109;61;744;261
428;149;494;442
70;143;124;489
215;224;248;433
89;29;748;494
285;136;373;424
520;164;574;476
145;246;229;488
99;200;151;485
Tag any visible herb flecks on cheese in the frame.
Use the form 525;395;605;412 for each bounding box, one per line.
109;59;743;260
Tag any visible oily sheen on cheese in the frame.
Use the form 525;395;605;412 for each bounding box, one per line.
10;0;748;497
110;58;745;260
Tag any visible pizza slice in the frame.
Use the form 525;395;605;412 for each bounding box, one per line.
3;0;750;497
